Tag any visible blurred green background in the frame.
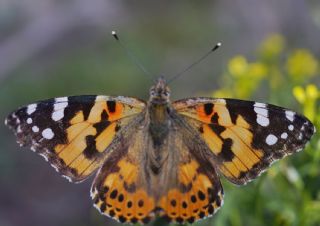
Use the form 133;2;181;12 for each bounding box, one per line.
0;1;319;226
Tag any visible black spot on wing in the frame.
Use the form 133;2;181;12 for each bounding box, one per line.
107;100;116;113
93;120;111;134
204;103;213;115
217;138;234;161
83;135;98;159
211;112;219;124
115;124;121;132
225;99;256;127
208;123;226;136
65;95;96;122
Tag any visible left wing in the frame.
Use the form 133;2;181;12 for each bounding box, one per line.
173;98;315;185
5;95;146;182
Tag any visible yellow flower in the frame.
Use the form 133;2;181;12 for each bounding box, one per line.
247;63;267;79
293;86;306;103
292;84;319;121
306;84;319;99
228;56;248;77
286;49;318;83
259;34;285;59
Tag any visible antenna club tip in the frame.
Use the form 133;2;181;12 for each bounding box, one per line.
211;42;222;51
111;30;119;40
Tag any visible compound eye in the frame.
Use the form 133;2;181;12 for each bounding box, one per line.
150;89;156;96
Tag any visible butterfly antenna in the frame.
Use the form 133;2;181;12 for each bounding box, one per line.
167;42;222;84
112;31;153;79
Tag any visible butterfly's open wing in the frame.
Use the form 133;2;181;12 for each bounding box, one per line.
173;98;315;185
5;95;146;182
155;127;224;224
91;115;224;224
90;126;157;224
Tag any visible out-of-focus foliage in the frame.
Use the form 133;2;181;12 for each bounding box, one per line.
209;34;320;226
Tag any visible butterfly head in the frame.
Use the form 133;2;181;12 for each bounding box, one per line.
149;77;171;104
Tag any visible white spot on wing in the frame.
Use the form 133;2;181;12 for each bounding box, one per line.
256;115;269;126
32;126;39;132
27;118;33;124
53;102;68;110
42;128;54;139
55;97;68;102
17;125;22;133
254;102;266;108
27;104;37;115
90;187;98;198
52;110;64;121
254;103;269;126
62;175;72;182
281;132;288;139
39;153;49;161
51;164;59;172
285;110;295;122
266;134;278;145
288;125;294;131
52;101;68;121
254;107;268;117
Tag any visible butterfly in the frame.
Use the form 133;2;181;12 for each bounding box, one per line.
5;77;315;224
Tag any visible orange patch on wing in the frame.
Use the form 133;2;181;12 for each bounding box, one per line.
95;123;117;152
222;127;262;169
196;105;213;123
117;159;138;184
213;105;232;126
66;122;91;141
95;158;155;223
70;111;84;124
236;115;250;129
108;102;124;121
158;162;222;223
179;160;199;185
54;144;64;153
88;101;107;123
223;161;241;178
59;125;96;164
202;125;223;154
69;155;94;175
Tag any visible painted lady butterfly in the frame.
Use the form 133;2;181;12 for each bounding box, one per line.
5;77;315;224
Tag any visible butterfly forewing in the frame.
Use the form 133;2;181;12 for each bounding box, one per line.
5;95;146;182
173;98;315;185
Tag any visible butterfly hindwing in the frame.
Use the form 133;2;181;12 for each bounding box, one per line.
5;95;146;182
90;113;224;224
90;125;157;224
173;98;315;185
155;122;224;224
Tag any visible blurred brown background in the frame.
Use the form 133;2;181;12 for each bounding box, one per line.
0;1;319;226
